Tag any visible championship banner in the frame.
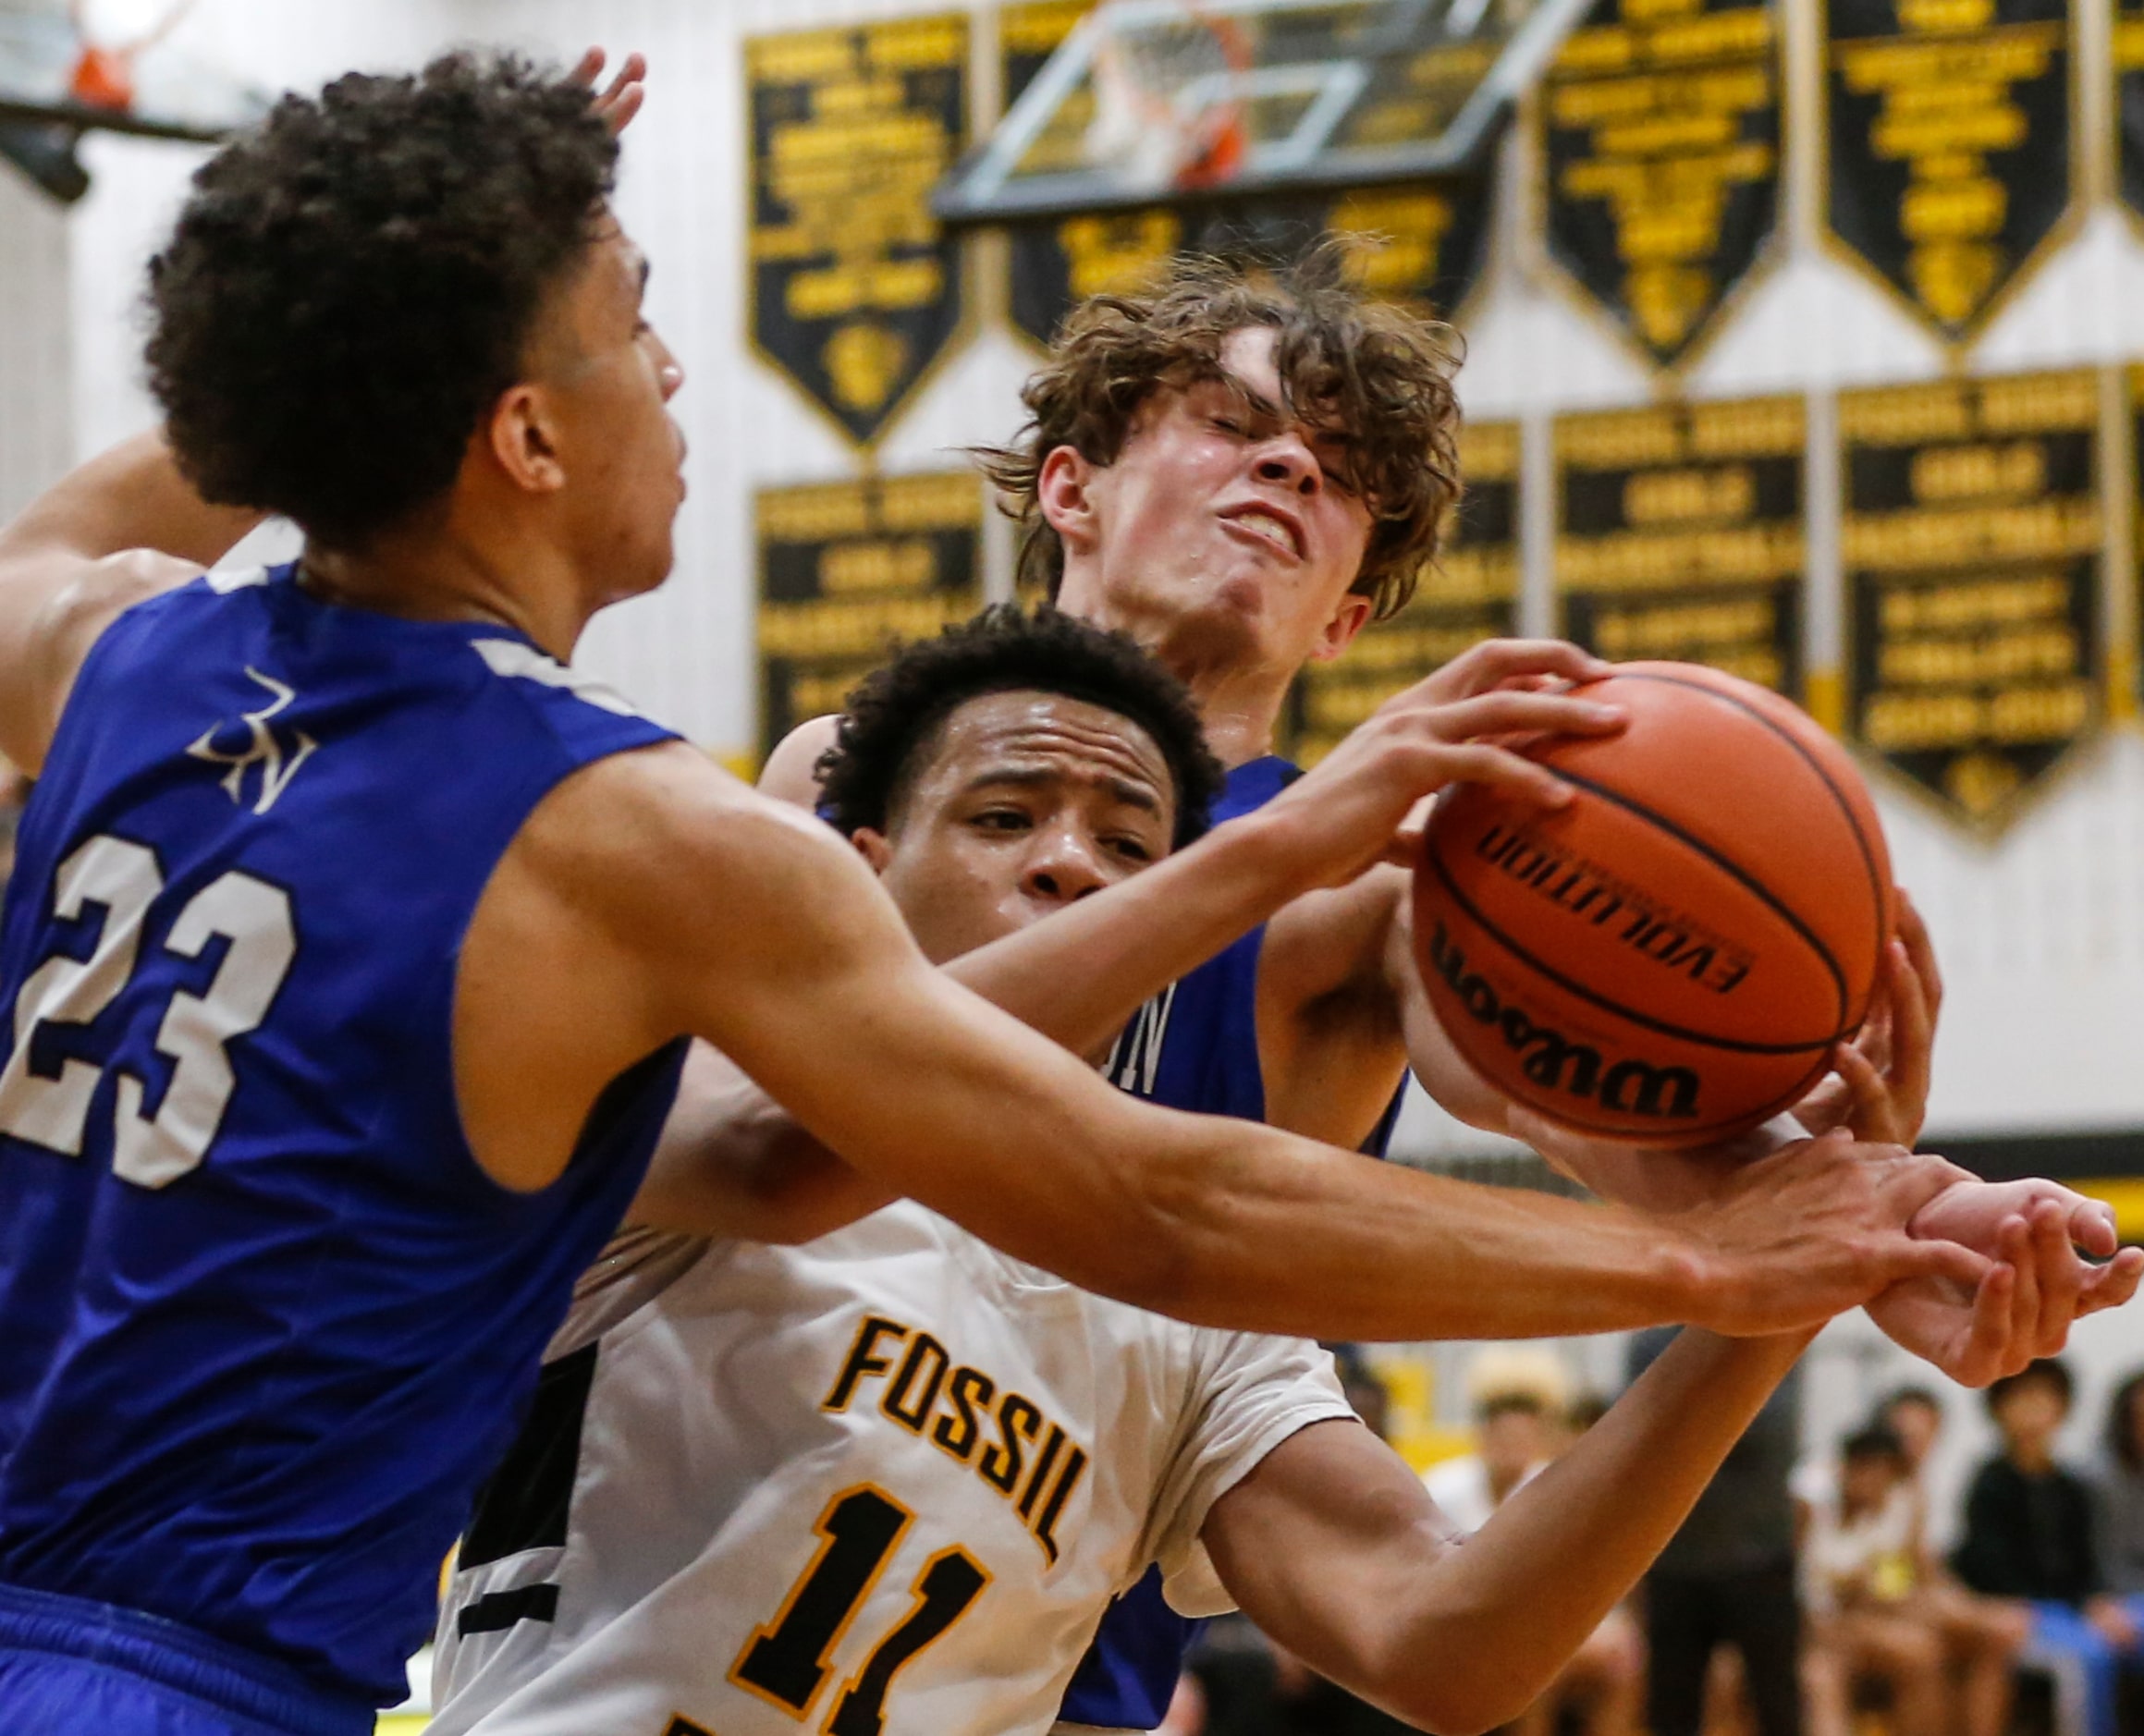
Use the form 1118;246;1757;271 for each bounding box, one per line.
756;473;985;758
1286;422;1521;767
1840;371;2101;830
2120;0;2144;219
1554;397;1804;697
1826;0;2073;346
747;17;969;446
998;4;1489;348
1538;0;1782;372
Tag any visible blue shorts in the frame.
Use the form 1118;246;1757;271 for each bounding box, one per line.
0;1580;374;1735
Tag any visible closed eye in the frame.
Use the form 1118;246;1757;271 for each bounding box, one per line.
969;808;1032;834
1107;835;1155;863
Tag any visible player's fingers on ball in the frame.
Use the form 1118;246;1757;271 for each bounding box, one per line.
1451;638;1611;696
1426;690;1623;743
1893;888;1944;1020
1885;939;1933;1076
1434;744;1575;808
1832;1043;1897;1145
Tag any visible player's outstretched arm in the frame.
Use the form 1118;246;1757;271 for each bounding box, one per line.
760;641;1624;1067
475;744;1986;1340
1204;1253;2038;1734
0;433;263;772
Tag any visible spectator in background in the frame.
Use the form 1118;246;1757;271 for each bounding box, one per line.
1629;1325;1803;1736
1421;1346;1572;1531
1801;1425;1945;1736
1954;1359;2139;1736
1881;1388;1944;1489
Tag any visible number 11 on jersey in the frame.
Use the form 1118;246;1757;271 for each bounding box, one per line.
728;1485;989;1736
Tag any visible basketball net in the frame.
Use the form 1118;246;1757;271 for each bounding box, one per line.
67;0;196;113
1084;0;1252;194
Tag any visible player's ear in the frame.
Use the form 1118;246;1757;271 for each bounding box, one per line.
484;383;569;495
851;827;894;876
1307;589;1375;664
1036;446;1101;557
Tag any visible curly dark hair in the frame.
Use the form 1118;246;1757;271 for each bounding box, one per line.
817;605;1225;850
973;243;1464;621
145;52;617;548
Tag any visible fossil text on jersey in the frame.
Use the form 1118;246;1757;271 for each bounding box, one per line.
822;1313;1090;1565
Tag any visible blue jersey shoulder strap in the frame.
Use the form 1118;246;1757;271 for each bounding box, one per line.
0;566;687;1705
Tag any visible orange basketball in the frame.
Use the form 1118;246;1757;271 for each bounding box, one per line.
1414;662;1893;1146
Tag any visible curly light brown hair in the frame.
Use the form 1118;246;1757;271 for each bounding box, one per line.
974;245;1464;621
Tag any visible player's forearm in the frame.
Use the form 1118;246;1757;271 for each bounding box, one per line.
1368;1327;1813;1732
940;800;1320;1057
0;431;263;570
1082;1105;1715;1339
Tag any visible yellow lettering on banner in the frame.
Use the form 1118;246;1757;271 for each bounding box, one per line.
748;18;963;325
1878;625;2077;686
817;540;937;595
1556;523;1803;591
1623;465;1756;526
2120;15;2144;68
1546;0;1777;355
1879;574;2068;630
1841;499;2100;569
760;594;978;659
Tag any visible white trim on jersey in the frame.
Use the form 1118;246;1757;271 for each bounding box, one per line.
430;1204;1354;1736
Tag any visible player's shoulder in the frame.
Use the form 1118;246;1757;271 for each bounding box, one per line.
758;712;841;805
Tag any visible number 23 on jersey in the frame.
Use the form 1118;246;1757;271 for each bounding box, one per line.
0;831;297;1187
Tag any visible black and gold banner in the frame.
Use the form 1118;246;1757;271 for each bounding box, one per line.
757;473;984;757
747;17;968;446
1826;0;2072;345
2120;1;2144;219
1006;183;1493;348
997;2;1488;348
1286;422;1521;766
1554;397;1804;696
1538;0;1782;371
1841;371;2101;829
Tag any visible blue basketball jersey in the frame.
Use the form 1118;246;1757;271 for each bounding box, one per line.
1068;755;1405;1730
0;564;686;1708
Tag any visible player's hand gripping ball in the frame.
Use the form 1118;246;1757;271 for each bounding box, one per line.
1415;661;1893;1146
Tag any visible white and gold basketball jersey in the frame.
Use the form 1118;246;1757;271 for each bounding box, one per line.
429;1206;1353;1736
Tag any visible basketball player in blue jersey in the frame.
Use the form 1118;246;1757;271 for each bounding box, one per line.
0;53;2021;1735
762;251;2142;1728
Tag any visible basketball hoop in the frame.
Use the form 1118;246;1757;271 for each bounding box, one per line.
1084;0;1253;194
67;0;195;114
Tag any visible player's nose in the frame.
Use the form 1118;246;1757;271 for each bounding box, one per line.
1253;430;1319;495
1021;831;1109;904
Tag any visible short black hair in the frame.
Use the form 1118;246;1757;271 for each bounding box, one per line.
816;605;1224;850
146;52;617;548
1842;1424;1907;1466
1987;1357;2074;1417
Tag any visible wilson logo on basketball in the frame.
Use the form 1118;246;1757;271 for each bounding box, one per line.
1474;825;1755;996
1425;920;1700;1121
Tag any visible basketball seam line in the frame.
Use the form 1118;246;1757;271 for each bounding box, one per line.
1605;672;1887;966
1424;832;1853;1058
1545;761;1853;1032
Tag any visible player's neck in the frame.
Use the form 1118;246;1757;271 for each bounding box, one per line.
1064;589;1295;770
297;517;589;662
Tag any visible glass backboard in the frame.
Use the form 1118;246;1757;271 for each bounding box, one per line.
937;0;1591;226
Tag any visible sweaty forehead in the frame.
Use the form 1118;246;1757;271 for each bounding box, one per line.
900;690;1176;825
